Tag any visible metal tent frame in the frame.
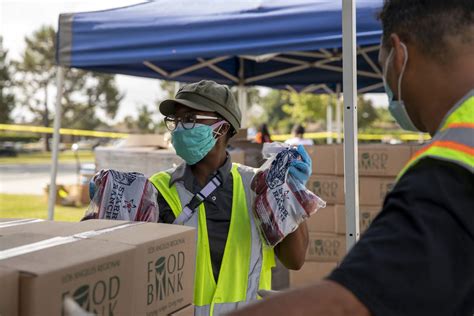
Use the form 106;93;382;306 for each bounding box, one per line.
51;0;370;251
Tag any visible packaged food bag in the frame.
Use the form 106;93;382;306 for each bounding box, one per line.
252;143;326;246
83;169;158;222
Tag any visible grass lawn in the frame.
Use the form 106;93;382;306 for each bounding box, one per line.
0;194;85;222
0;150;94;165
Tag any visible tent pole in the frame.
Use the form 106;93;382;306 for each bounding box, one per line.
47;66;65;220
336;83;342;143
326;101;333;144
238;85;248;128
342;0;360;251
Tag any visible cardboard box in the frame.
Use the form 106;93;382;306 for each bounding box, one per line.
307;176;344;204
336;144;412;177
78;221;196;316
359;177;395;206
305;205;336;233
335;205;381;234
119;134;168;148
0;218;44;227
227;141;264;167
0;266;19;316
0;219;127;236
289;262;337;289
170;304;194;316
233;128;248;141
229;149;246;165
305;145;339;175
307;176;396;207
0;232;136;316
306;232;346;262
0;220;196;316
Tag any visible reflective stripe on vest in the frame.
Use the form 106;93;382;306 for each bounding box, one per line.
149;163;275;316
397;93;474;180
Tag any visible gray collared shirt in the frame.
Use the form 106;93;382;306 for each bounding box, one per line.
157;155;234;282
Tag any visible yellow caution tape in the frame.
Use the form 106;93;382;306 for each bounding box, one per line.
0;124;128;139
272;131;430;142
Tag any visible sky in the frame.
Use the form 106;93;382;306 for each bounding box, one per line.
0;0;388;125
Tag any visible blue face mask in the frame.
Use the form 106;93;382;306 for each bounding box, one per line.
383;44;419;132
171;122;225;165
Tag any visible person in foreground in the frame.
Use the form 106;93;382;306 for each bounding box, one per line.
149;80;311;316
229;0;474;315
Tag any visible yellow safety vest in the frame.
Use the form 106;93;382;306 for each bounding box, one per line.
150;163;275;316
397;92;473;180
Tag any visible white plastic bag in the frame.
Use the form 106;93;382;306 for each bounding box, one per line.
252;143;326;246
83;169;159;222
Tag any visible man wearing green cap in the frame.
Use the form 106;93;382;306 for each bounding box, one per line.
149;80;311;316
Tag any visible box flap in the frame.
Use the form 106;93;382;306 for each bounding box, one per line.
0;237;135;275
88;222;195;245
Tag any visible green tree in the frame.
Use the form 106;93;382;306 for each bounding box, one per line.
282;92;330;126
15;25;123;150
0;37;15;123
254;89;289;132
357;95;379;130
136;105;156;133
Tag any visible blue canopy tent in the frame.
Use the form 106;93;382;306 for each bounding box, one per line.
52;0;384;250
56;0;383;93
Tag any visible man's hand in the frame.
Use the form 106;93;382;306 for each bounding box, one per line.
228;280;371;316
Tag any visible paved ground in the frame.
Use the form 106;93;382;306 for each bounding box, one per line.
0;163;79;195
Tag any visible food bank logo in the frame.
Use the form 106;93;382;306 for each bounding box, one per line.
311;239;341;257
147;252;185;305
360;152;388;171
62;276;120;316
312;181;337;199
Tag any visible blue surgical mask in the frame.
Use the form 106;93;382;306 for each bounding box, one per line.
171;121;225;165
382;43;419;132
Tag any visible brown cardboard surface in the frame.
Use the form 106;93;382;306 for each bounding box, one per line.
0;266;19;316
305;145;339;175
229;149;246;165
335;205;381;234
359;177;396;206
336;144;413;177
0;218;37;223
289;262;338;289
0;233;135;316
306;232;346;262
0;221;196;316
169;304;194;316
307;176;344;204
78;221;196;316
120;134;167;148
0;218;44;227
307;176;396;206
227;140;263;167
305;205;336;233
0;219;128;236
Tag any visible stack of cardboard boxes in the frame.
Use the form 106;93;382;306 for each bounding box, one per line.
289;143;420;289
0;219;196;316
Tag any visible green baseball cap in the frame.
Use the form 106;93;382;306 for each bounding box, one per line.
159;80;241;132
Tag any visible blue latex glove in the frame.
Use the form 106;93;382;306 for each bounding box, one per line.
288;145;312;185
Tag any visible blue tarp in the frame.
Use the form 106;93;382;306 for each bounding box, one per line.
57;0;384;91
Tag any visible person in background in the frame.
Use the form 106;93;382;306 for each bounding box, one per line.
149;80;310;316
285;124;314;146
230;0;474;315
255;123;272;143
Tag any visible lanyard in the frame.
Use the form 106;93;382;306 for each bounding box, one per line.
173;173;223;225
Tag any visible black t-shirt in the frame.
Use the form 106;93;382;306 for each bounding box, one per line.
328;158;474;316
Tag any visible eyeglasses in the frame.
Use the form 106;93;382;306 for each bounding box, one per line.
164;113;220;131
